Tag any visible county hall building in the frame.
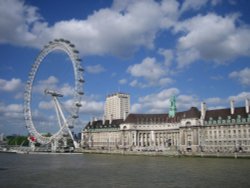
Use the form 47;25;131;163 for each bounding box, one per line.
81;93;250;153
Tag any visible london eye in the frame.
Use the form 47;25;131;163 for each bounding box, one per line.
24;39;84;150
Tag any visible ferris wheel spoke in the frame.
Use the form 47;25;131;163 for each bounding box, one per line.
52;97;64;129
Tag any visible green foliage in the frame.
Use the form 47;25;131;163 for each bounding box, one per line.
44;132;52;137
6;136;29;146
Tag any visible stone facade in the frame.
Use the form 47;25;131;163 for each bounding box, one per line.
81;119;122;150
82;102;250;153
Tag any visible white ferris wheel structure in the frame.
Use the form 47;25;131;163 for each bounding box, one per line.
24;39;84;150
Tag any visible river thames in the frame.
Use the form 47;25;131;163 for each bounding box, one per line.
0;153;250;188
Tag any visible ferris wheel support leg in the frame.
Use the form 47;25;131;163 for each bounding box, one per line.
51;140;58;152
30;142;35;151
53;97;79;149
52;97;64;128
63;137;67;147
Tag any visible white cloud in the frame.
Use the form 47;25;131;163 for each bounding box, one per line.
0;0;44;47
200;97;226;110
33;78;55;94
176;48;200;68
180;0;209;12
205;97;224;105
128;57;159;78
229;0;237;5
119;79;127;85
177;94;200;110
131;103;143;113
128;57;164;80
86;64;106;74
129;77;173;88
158;48;174;66
228;92;250;102
180;0;221;13
0;103;23;113
0;0;180;57
33;76;59;94
79;100;104;115
130;80;141;87
38;76;58;85
32;76;74;97
0;103;24;134
129;79;148;88
37;93;104;115
229;67;250;86
159;77;173;86
0;0;188;57
175;13;250;67
61;96;104;116
38;101;54;110
210;75;224;80
25;109;61;134
208;105;226;110
59;0;163;56
140;88;178;104
1;0;249;65
60;84;75;97
135;88;179;113
14;92;24;99
130;89;250;114
211;0;222;6
159;0;180;28
35;95;104;133
127;57;173;88
0;78;22;92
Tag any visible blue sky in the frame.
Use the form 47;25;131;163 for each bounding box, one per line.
0;0;249;135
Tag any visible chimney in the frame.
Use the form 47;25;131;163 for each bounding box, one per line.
109;114;113;124
230;100;235;115
246;98;249;113
90;117;95;126
123;111;128;121
201;102;206;120
102;115;106;125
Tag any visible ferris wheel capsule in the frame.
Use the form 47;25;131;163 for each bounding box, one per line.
78;67;84;72
75;102;82;107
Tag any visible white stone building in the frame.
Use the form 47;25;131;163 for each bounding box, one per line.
82;99;250;153
104;92;130;120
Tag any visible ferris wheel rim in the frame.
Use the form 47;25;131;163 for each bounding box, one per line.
24;39;84;145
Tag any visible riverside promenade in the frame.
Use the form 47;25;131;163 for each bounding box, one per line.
2;146;250;158
81;149;250;159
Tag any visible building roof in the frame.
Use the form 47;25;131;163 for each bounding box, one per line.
125;107;200;124
84;119;124;130
107;92;129;98
205;107;249;121
84;106;249;130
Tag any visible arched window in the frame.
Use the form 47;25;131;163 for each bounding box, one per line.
186;121;191;126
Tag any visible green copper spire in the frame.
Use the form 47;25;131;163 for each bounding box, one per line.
169;96;177;118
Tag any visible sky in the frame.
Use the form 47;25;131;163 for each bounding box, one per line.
0;0;250;135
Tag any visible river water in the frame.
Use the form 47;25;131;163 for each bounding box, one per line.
0;153;250;188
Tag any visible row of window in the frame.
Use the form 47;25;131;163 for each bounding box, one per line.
205;117;250;125
136;124;178;128
205;129;250;139
207;129;250;134
205;140;250;145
